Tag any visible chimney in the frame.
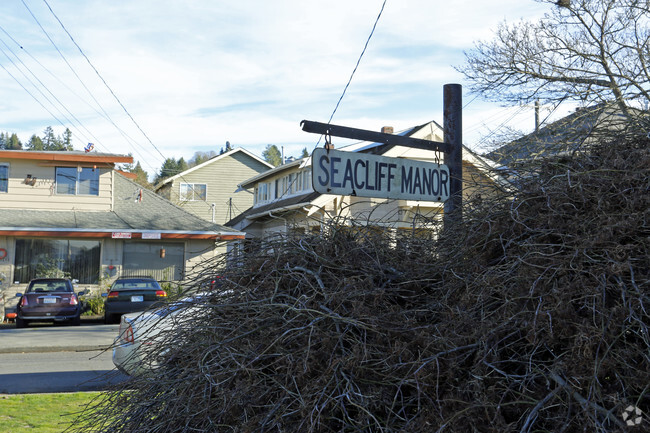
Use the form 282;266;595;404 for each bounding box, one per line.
381;126;394;134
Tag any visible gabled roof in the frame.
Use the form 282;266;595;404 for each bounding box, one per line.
485;103;636;166
155;147;273;189
0;173;244;240
238;157;305;190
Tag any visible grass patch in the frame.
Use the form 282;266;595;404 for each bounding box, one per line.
0;392;99;433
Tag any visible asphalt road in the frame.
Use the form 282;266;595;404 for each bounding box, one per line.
0;317;130;393
0;350;128;393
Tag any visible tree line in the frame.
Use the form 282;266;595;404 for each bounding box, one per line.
0;126;73;151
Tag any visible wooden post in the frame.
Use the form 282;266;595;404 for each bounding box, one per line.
443;83;462;225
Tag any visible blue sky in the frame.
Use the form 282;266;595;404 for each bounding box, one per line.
0;0;574;175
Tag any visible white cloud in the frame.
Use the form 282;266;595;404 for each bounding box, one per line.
0;0;558;172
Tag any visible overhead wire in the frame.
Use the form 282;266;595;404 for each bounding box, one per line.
16;0;160;172
0;2;223;216
39;0;220;214
269;0;389;204
0;23;152;167
34;0;161;174
0;32;102;147
41;0;168;165
324;0;387;127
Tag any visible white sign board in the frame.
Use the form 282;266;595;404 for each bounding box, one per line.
112;232;132;239
142;232;161;239
312;148;449;202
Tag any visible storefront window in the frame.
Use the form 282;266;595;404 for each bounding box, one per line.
14;239;101;283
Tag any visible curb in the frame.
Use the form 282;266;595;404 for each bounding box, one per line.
0;345;112;354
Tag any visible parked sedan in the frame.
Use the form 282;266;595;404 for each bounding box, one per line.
103;277;167;324
15;278;85;328
113;294;206;375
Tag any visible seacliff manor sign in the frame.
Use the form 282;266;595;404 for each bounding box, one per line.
301;84;463;220
312;148;450;202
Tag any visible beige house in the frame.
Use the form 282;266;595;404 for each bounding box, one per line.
226;122;506;242
154;148;274;224
0;150;244;318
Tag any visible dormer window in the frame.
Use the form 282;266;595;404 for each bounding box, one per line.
55;166;99;195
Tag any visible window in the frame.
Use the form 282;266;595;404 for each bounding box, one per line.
56;167;99;195
14;239;101;284
255;182;271;205
302;169;312;191
180;183;207;201
0;164;7;193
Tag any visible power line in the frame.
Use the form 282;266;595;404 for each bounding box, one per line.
0;23;157;170
41;0;168;164
325;0;387;126
304;0;387;159
11;0;162;175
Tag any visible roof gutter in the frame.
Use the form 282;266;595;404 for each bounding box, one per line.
245;202;311;220
0;228;244;240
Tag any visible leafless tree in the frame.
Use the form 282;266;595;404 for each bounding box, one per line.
458;0;650;120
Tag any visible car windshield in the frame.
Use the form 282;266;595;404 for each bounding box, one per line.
112;279;160;290
27;281;71;293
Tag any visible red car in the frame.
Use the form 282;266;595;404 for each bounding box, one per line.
15;278;85;328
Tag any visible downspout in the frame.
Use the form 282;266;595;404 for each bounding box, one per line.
268;210;288;234
211;203;216;223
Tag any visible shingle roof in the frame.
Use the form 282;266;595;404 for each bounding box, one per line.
226;191;320;227
485;103;632;166
0;173;243;238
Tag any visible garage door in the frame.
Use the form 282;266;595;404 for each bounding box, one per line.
122;241;184;281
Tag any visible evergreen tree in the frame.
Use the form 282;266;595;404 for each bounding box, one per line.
27;134;44;150
62;128;73;150
7;133;22;150
132;162;151;188
189;151;217;167
262;144;282;167
177;157;188;173
301;147;309;158
42;126;57;150
0;132;6;150
154;157;188;184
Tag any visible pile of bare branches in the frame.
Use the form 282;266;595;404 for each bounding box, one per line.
72;136;649;433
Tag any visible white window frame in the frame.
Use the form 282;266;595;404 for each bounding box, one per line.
55;166;99;196
179;183;207;201
254;182;270;206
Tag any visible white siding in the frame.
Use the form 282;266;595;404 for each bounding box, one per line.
0;160;112;211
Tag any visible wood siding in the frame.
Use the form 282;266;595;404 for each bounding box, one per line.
166;152;270;224
0;159;112;211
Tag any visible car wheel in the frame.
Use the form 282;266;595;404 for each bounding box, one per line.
104;313;115;324
71;316;81;326
16;317;28;328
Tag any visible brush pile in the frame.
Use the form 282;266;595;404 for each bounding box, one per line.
73;136;649;432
